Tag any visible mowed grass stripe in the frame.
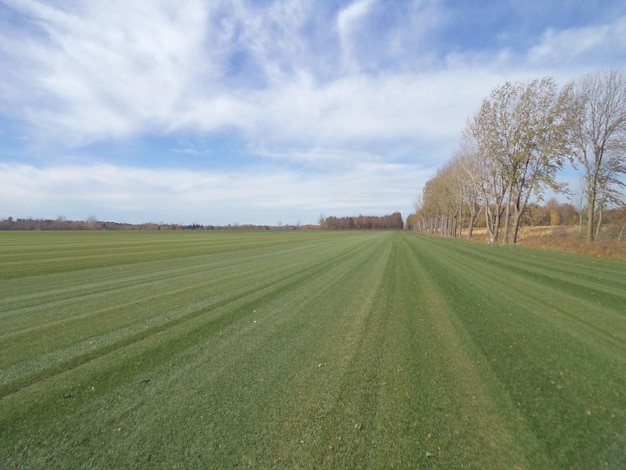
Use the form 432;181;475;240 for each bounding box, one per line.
0;233;379;397
294;233;533;468
404;233;626;468
1;231;625;468
141;233;392;467
389;235;541;468
0;232;355;328
0;233;356;331
0;230;347;279
440;238;626;311
424;236;626;357
2;232;390;468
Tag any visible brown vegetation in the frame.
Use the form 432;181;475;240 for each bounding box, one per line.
462;225;626;259
319;212;403;230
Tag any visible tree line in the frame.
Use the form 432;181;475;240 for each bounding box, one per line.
319;212;403;230
414;70;626;243
0;217;305;231
2;215;406;231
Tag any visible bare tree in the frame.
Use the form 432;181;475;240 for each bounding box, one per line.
451;149;482;239
464;78;575;243
460;124;508;243
568;176;587;236
417;153;482;239
570;70;626;241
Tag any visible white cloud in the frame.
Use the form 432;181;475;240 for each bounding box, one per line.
337;0;374;72
4;0;622;154
527;15;626;68
1;0;214;142
0;0;468;150
0;161;428;224
2;1;626;224
171;147;211;156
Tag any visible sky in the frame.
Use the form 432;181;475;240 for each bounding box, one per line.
1;0;625;226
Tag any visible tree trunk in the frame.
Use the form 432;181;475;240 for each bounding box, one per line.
511;179;534;245
467;204;477;240
484;203;495;243
595;202;603;241
503;186;512;244
586;184;597;242
511;210;523;244
578;205;583;236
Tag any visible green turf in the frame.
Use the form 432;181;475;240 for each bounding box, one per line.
1;231;625;468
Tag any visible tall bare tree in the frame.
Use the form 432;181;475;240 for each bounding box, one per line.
464;78;575;243
453;151;482;239
570;70;626;241
417;154;481;239
461;124;508;243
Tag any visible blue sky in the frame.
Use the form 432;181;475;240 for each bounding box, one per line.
1;0;625;225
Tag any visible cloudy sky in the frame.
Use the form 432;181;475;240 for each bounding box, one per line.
1;0;625;225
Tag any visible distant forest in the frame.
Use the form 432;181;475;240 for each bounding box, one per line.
0;217;304;231
319;212;403;230
0;214;405;231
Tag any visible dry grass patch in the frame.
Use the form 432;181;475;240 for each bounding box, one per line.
460;226;626;259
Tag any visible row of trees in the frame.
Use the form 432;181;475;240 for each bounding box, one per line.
407;198;626;235
415;70;626;243
0;217;203;231
0;217;302;231
319;212;403;230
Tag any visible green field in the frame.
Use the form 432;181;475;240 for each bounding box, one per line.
1;230;625;468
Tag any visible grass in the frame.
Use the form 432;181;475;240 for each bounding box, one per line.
1;230;625;468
